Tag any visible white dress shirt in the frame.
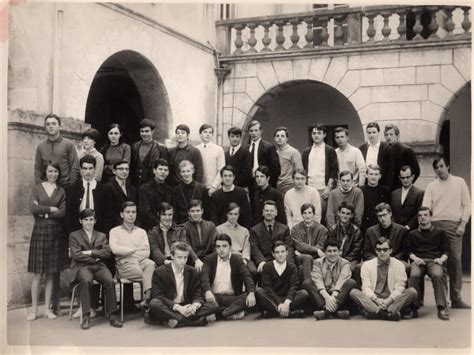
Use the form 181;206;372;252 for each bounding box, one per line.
366;141;380;167
212;255;234;295
229;144;241;157
172;263;185;304
401;186;412;205
79;178;97;211
307;143;326;190
273;260;287;276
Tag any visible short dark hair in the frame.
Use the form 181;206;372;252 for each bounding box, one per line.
255;165;271;178
227;127;242;137
375;202;392;214
339;170;353;180
121;201;136;212
418;206;433;216
432;156;449;170
44;113;61;125
366;122;380;132
263;200;277;209
79;208;95;220
170;241;189;255
220;165;235;177
81;128;100;142
300;203;315;215
323;238;341;251
107;123;122;134
199;123;214;134
247;120;261;131
312;123;327;134
273;126;288;137
113;160;129;169
384;124;399;136
139;118;155;130
153;158;169;170
175;124;190;135
41;161;62;181
272;241;288;251
187;199;203;211
226;202;240;214
399;165;413;176
334;127;349;136
376;237;392;249
215;234;232;246
158;202;174;217
292;168;307;178
80;154;97;168
338;201;355;214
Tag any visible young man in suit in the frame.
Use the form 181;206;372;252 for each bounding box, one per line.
146;242;219;327
359;121;394;189
302;124;339;224
138;159;174;232
69;209;122;329
302;239;357;320
251;166;286;225
384;124;420;191
273;126;303;194
182;199;217;272
225;127;252;189
66;155;104;234
350;237;417;321
147;202;186;267
250;200;293;273
255;241;309;318
167;124;204;186
200;234;256;320
130;118;168;187
391;165;424;231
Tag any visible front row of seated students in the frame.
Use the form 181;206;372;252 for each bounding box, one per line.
69;200;451;329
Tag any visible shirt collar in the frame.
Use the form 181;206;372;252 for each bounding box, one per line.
251;138;262;145
340;186;353;193
47;135;63;143
231;144;241;152
160;222;171;232
177;143;189;151
369;141;381;149
121;224;137;233
418;225;435;232
377;258;391;267
312;142;324;149
218;254;231;263
402;185;413;192
82;178;97;189
273;260;286;270
338;143;351;152
171;263;184;276
222;184;235;192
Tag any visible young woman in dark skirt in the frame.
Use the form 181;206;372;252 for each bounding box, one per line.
27;161;68;320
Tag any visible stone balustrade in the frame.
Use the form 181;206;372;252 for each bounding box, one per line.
216;5;471;56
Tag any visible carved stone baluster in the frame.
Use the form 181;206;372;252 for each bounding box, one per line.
334;15;345;46
461;6;472;36
396;9;407;41
444;6;456;39
233;24;245;55
247;22;258;53
289;18;301;50
412;7;424;40
261;21;272;52
304;16;314;48
320;17;330;47
428;6;440;40
381;11;392;42
275;20;286;51
366;12;377;42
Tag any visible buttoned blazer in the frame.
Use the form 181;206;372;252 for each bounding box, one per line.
225;146;252;188
249;220;293;266
138;179;174;232
391;143;421;190
391;186;424;230
246;140;281;188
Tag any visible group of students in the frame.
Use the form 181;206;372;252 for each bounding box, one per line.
26;113;471;330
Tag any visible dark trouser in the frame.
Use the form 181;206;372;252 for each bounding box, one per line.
317;189;328;226
148;299;218;326
408;260;448;309
214;293;248;317
76;265;117;316
432;220;464;302
350;261;362;288
350;288;417;314
51;272;60;313
302;278;356;311
255;288;309;315
295;254;315;282
246;260;258;283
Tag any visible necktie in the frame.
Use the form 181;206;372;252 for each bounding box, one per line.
230;147;234;156
163;230;170;256
121;183;127;196
85;182;90;209
250;142;255;168
197;223;202;245
268;224;273;237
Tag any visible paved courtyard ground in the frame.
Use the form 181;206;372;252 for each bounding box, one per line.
6;279;471;352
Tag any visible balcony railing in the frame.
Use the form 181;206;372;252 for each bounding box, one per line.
216;5;471;56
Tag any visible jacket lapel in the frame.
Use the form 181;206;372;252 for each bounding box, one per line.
166;264;177;292
402;187;414;206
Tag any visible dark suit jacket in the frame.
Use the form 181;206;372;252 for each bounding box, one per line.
147;224;186;265
391;143;421;190
200;253;256;295
68;229;111;282
182;220;217;261
359;141;394;189
327;222;363;262
391;186;424;231
225;146;252;188
248;140;281;188
250;220;293;266
151;264;204;308
302;144;339;186
172;181;207;224
130;140;168;187
363;223;408;261
167;144;203;186
251;185;286;225
138;179;174;232
66;180;105;234
209;187;252;229
99;179;137;235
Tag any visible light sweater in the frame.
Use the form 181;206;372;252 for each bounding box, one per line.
335;144;366;186
276;144;303;193
216;222;251;261
76;146;104;182
197;141;226;189
326;187;364;227
109;225;150;262
284;185;321;229
422;175;471;223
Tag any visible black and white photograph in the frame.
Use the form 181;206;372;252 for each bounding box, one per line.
3;1;472;352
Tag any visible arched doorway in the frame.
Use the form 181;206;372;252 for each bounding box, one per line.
439;82;471;272
244;80;363;151
85;50;171;147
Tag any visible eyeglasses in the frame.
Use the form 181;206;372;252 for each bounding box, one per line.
375;247;390;253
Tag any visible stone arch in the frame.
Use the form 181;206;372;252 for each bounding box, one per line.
84;50;172;146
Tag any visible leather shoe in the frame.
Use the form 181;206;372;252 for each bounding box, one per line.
81;315;90;330
289;309;305;318
438;308;450;321
192;317;208;327
109;314;123;328
451;299;471;309
387;311;400;321
336;310;350;319
313;310;326;321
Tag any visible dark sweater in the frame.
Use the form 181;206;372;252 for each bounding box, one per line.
360;184;391;234
260;261;299;303
173;181;207;224
209;187;252;228
251;185;286;225
406;227;449;260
